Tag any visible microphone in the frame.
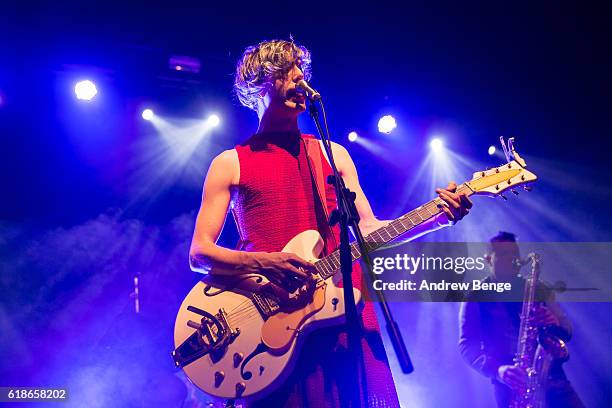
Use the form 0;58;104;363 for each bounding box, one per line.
296;80;321;101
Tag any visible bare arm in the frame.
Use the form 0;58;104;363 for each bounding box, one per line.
189;149;249;274
189;150;313;280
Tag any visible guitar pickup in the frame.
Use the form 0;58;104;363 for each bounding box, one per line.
251;292;280;319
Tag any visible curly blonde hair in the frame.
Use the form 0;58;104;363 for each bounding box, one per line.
234;39;312;112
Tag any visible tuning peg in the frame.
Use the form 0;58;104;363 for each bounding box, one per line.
500;194;507;200
523;186;533;192
511;189;519;196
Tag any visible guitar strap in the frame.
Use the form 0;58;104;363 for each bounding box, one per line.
302;137;339;252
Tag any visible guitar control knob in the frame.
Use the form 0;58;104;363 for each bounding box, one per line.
235;382;246;396
214;371;225;387
233;352;244;367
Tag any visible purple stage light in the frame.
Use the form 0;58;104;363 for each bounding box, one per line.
348;131;358;142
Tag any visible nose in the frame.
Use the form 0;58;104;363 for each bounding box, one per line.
292;65;304;83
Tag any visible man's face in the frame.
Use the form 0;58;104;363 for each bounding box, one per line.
488;241;521;281
261;63;307;117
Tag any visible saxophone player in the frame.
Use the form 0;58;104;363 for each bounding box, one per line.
458;232;584;408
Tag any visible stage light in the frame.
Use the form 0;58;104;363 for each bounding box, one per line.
377;115;397;134
430;138;444;152
207;114;220;127
488;145;496;156
74;80;98;101
142;109;154;121
348;131;359;142
169;55;201;74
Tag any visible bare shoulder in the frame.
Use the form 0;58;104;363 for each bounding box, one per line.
208;148;240;186
317;140;352;162
317;140;354;175
330;141;350;156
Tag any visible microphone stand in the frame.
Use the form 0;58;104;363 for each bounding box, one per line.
307;99;414;398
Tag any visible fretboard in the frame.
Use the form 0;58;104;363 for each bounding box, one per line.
314;183;473;280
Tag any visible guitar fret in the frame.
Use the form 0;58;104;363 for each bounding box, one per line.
351;245;361;260
403;215;416;227
321;258;333;275
409;213;420;225
396;219;408;233
422;204;435;217
316;260;330;277
381;228;392;240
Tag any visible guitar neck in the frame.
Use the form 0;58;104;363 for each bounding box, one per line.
315;183;473;280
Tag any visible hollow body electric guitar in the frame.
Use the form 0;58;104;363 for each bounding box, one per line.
172;138;537;402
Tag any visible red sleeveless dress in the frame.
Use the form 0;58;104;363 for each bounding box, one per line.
232;132;400;408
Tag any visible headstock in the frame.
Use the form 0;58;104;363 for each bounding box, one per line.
466;137;537;198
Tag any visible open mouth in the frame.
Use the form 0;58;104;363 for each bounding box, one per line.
287;88;307;102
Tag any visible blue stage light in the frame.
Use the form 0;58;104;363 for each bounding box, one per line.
348;131;358;142
488;145;496;155
207;114;220;127
430;138;444;152
142;109;154;121
377;115;397;134
74;80;98;101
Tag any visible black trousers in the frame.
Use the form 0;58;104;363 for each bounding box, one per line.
493;379;585;408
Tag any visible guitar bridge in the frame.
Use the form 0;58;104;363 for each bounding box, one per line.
172;306;239;368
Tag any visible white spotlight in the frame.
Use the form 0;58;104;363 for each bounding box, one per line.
142;109;154;121
207;114;220;127
348;131;358;142
377;115;397;134
488;145;496;156
430;138;444;152
74;80;97;101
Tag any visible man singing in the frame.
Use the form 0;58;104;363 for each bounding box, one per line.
189;39;472;407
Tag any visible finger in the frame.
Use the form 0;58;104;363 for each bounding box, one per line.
437;188;461;203
265;271;286;287
265;281;290;298
286;254;315;271
446;181;457;192
459;193;473;209
437;190;461;209
507;372;526;386
266;282;296;305
284;263;309;280
439;205;455;221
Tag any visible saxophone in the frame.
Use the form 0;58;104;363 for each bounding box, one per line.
510;253;569;408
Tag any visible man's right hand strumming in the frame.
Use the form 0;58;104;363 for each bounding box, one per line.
247;252;317;306
249;252;315;286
